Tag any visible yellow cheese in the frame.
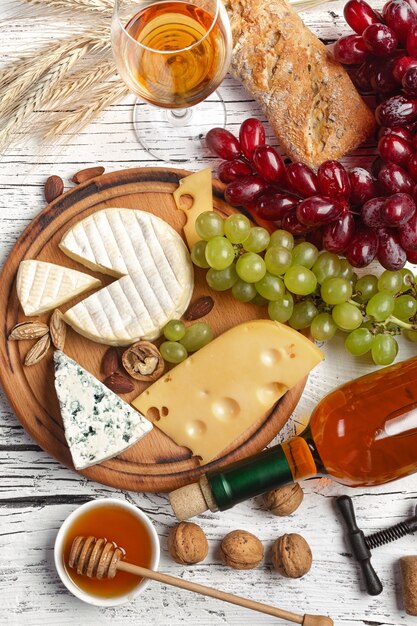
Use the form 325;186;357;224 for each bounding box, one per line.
173;168;213;249
132;320;323;464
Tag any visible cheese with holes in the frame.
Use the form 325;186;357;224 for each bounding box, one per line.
133;320;323;464
173;168;213;249
54;351;152;470
59;208;194;346
16;260;101;316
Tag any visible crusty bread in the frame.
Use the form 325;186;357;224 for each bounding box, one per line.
225;0;375;168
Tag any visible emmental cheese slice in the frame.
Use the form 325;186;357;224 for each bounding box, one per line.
16;260;101;316
54;351;152;470
133;320;323;464
173;168;213;249
59;208;194;346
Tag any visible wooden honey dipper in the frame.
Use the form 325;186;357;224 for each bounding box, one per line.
70;536;333;626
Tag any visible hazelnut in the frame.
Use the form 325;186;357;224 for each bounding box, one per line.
220;530;263;570
272;533;312;578
263;484;304;516
168;522;208;565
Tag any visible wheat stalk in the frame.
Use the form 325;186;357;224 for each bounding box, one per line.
46;59;116;107
43;81;128;137
20;0;113;13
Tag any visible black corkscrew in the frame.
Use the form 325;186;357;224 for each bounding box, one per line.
336;495;417;596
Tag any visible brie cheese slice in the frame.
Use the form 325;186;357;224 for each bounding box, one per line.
16;260;101;316
54;350;152;470
59;208;194;346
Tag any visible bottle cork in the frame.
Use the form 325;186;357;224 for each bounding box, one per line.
169;476;217;521
400;556;417;615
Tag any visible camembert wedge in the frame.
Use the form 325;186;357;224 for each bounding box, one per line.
59;208;194;346
54;351;152;470
16;260;101;316
133;320;323;464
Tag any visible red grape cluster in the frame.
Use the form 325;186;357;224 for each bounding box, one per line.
206;118;417;271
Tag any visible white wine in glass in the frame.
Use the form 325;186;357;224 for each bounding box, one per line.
112;0;233;161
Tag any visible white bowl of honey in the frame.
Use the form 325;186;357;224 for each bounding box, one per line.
54;497;160;606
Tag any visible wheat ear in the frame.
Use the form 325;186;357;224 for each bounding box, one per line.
0;45;92;153
20;0;113;13
46;59;116;107
43;81;128;138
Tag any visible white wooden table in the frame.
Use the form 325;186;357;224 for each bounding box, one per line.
1;1;417;624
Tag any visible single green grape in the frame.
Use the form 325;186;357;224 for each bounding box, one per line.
224;214;251;244
243;227;270;253
405;329;417;342
195;211;224;240
180;322;213;352
354;274;378;303
320;277;352;305
268;293;294;323
205;236;235;270
339;259;354;280
284;265;317;296
232;279;257;302
291;242;319;269
236;252;266;283
345;328;373;356
377;270;403;295
268;229;294;250
310;312;337;341
206;265;238;291
288;299;318;330
264;246;293;276
251;293;268;307
371;334;398;366
163;319;186;341
400;268;415;292
191;240;210;269
393;294;417;320
312;252;342;284
160;341;188;364
366;292;395;322
255;272;285;301
332;302;363;331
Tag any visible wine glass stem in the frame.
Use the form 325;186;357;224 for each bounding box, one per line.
167;108;193;125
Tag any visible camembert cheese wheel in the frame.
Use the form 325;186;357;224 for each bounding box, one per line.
59;208;194;346
133;320;323;464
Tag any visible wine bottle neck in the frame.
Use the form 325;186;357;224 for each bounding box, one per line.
207;436;318;512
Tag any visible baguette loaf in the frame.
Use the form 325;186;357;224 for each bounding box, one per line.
225;0;375;168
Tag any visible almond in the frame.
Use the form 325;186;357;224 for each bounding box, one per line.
24;334;51;366
49;309;66;350
9;321;49;340
72;166;105;184
183;296;214;321
44;175;64;203
102;347;119;377
104;372;134;394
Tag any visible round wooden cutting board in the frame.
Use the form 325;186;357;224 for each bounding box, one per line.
0;167;306;492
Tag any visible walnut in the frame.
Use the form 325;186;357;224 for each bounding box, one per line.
122;341;164;381
168;522;208;565
220;530;263;570
272;533;312;578
263;484;304;516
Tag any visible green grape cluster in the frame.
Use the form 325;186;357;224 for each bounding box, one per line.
160;319;213;364
191;211;417;367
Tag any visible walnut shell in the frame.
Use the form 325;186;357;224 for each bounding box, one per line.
220;530;263;570
263;484;304;516
168;522;208;565
272;533;312;578
122;341;164;381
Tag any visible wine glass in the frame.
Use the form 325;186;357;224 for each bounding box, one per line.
112;0;233;162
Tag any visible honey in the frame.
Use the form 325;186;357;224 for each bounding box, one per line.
63;502;154;598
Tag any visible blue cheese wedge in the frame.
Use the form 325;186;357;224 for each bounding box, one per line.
54;351;152;470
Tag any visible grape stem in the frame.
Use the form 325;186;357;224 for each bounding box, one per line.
386;315;416;331
348;299;364;310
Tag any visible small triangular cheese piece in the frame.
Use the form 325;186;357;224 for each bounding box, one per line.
133;320;323;465
59;208;194;346
17;260;101;316
54;351;152;470
173;168;213;250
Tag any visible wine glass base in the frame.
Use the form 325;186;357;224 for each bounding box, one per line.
132;91;227;162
